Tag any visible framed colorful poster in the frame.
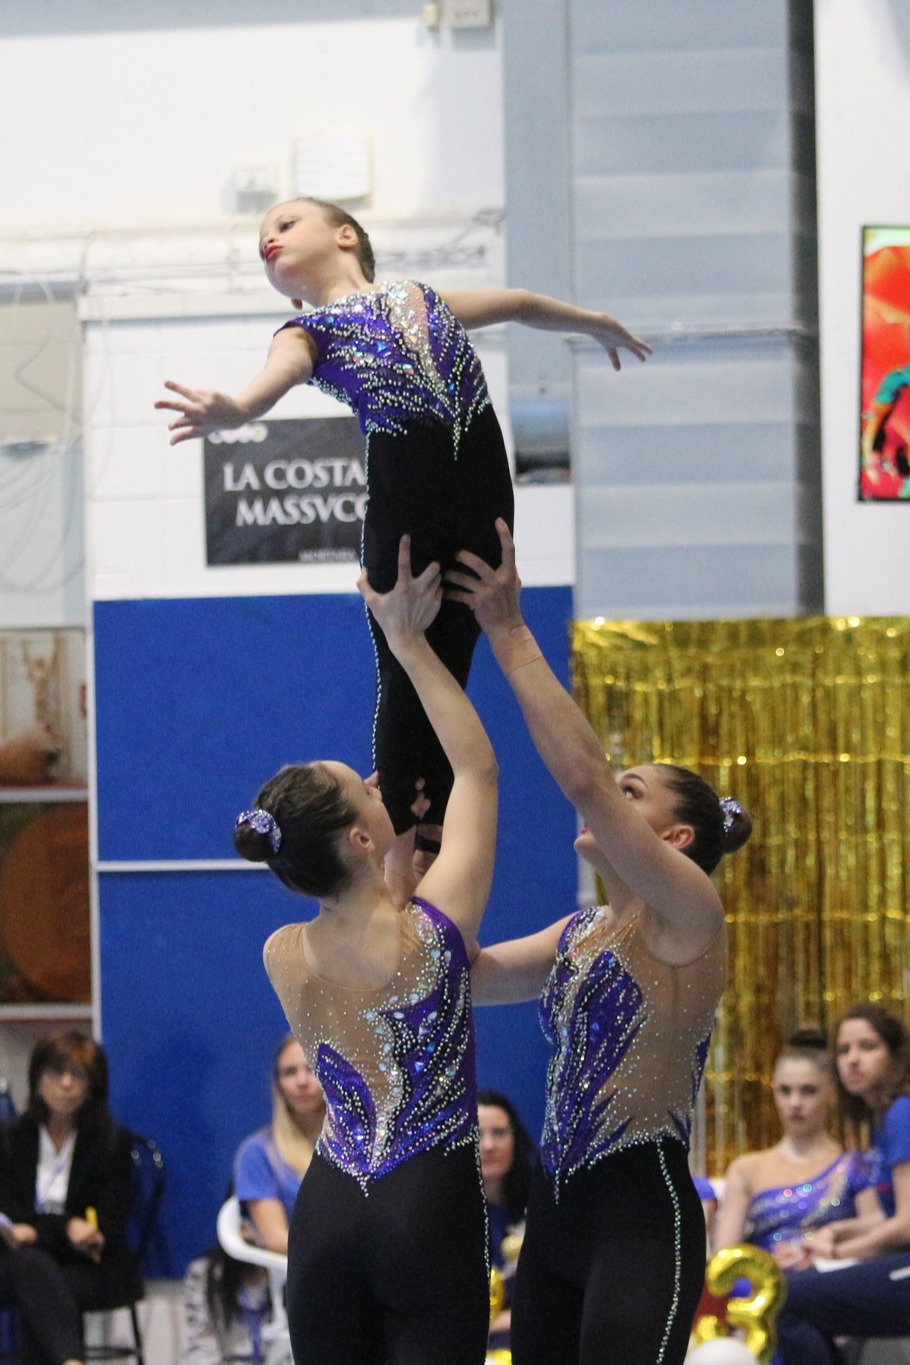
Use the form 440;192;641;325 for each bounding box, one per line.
860;227;910;500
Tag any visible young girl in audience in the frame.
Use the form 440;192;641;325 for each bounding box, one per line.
233;539;498;1365
157;195;649;897
478;1088;533;1352
449;520;752;1365
776;1003;910;1363
233;1036;324;1255
715;1027;877;1268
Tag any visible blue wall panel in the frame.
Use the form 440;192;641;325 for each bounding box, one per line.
99;868;291;1275
94;593;377;863
94;588;576;1271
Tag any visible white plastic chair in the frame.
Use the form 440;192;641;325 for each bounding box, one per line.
216;1197;291;1365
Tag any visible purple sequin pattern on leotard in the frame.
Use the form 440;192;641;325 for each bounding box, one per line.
280;280;490;450
538;907;714;1197
746;1151;872;1253
539;909;643;1191
314;897;477;1191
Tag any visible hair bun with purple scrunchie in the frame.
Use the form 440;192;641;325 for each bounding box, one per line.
235;808;282;855
719;796;742;839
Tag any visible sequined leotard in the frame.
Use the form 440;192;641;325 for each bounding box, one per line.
283;279;490;444
264;896;489;1364
264;896;477;1187
511;908;726;1365
539;905;725;1195
745;1151;871;1254
282;283;514;835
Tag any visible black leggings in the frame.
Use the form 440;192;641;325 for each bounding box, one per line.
511;1141;706;1365
286;1145;489;1365
0;1243;130;1365
362;404;514;832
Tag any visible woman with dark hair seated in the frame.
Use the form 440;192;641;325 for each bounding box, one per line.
477;1089;533;1352
0;1028;141;1365
181;1242;270;1365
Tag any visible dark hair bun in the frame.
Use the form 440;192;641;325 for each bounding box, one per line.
723;802;753;855
786;1025;828;1052
233;822;274;863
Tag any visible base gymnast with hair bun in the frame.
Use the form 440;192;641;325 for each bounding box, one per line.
447;520;753;1365
156;194;650;899
232;538;498;1365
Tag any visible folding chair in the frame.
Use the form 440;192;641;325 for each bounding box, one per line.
83;1132;166;1365
216;1196;291;1365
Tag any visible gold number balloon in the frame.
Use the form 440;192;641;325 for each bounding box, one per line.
488;1267;513;1363
693;1244;786;1365
490;1265;505;1323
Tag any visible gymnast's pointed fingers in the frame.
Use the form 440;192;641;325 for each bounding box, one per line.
157;380;197;404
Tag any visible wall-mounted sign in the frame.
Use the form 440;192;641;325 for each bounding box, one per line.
204;416;366;564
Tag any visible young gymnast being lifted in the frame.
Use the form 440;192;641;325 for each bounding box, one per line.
155;196;651;895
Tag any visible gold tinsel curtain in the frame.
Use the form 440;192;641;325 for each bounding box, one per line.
571;616;910;1172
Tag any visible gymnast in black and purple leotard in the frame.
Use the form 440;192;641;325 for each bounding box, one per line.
278;276;514;841
157;195;650;884
448;522;754;1365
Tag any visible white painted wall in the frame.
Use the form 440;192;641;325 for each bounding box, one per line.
0;7;502;230
816;0;910;615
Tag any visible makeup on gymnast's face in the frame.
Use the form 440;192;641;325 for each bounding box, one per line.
772;1057;833;1133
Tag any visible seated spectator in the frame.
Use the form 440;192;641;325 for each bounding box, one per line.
233;1037;324;1255
477;1089;533;1353
715;1026;877;1270
0;1028;143;1365
692;1174;718;1252
181;1243;269;1365
776;1004;910;1363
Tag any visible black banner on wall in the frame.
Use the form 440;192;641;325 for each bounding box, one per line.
204;417;366;565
